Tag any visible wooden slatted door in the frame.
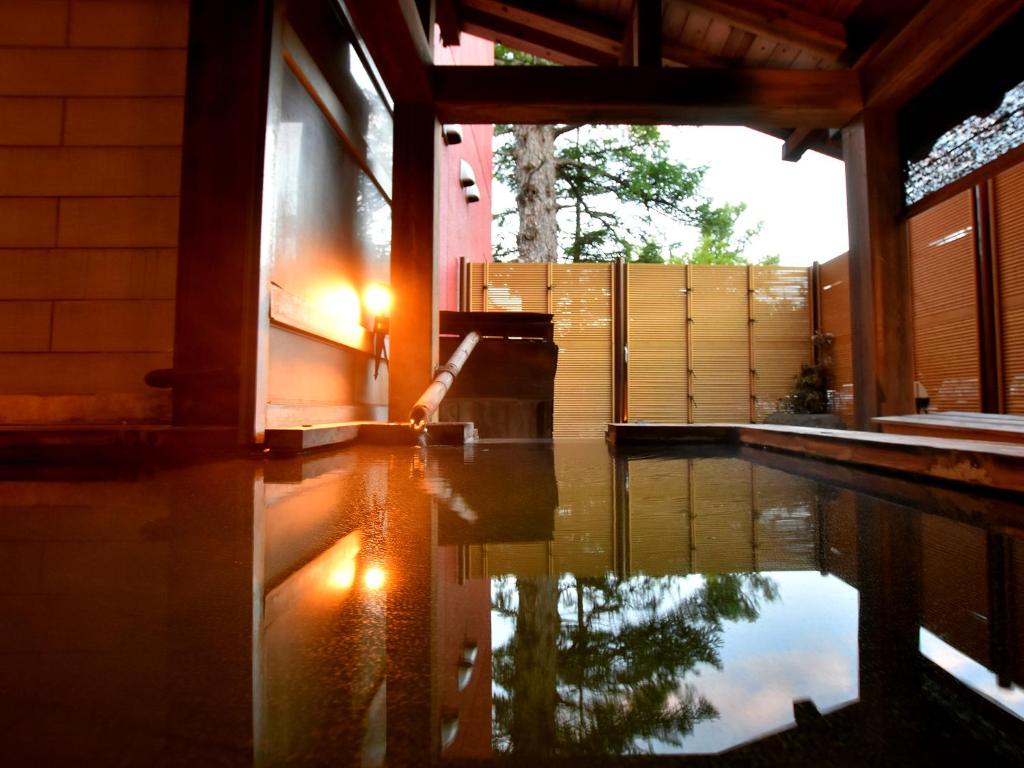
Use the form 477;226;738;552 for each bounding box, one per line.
689;266;751;422
626;264;688;422
993;164;1024;415
551;264;613;438
751;267;812;421
908;191;981;412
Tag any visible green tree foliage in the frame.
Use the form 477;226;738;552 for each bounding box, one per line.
491;571;780;756
493;46;765;265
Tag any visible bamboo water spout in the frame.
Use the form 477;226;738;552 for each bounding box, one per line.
409;331;480;431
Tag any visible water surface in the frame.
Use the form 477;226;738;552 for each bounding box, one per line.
1;441;1022;765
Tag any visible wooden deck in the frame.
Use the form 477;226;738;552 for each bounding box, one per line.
874;412;1024;445
607;422;1024;495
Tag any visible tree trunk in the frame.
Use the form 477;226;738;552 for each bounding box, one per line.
512;124;559;263
510;576;560;756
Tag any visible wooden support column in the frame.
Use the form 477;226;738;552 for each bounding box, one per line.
613;258;628;422
173;1;275;440
856;496;922;752
842;109;913;428
390;102;441;422
975;183;1003;413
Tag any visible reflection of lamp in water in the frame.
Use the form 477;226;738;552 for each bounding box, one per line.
363;565;387;591
363;283;393;380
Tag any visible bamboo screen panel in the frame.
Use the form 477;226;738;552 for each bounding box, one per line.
481;542;550;579
467;263;613;437
551;264;613;438
751;466;817;571
689;266;751;422
469;262;548;312
993;164;1024;414
626;264;689;422
627;457;691;576
751;267;811;422
819;253;854;425
908;191;981;412
691;458;755;574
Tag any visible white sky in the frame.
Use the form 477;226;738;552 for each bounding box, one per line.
492;125;849;268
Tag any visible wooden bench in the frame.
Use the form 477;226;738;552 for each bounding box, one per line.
873;412;1024;445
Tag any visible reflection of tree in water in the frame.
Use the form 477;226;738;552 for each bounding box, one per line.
492;573;780;756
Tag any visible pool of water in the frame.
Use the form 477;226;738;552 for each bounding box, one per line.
1;441;1022;765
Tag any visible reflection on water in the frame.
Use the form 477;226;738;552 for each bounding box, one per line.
491;571;780;755
1;442;1023;765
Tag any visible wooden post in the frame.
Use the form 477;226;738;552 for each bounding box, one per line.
842;109;914;429
173;1;275;440
613;258;628;422
974;183;1003;413
389;102;441;422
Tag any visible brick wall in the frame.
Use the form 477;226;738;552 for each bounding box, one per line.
0;1;188;424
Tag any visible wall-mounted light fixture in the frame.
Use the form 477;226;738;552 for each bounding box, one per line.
363;283;393;379
458;159;476;188
464;182;481;203
442;123;464;145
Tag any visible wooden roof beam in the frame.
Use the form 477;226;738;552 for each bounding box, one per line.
461;0;621;57
344;0;433;102
782;127;819;161
461;8;619;65
436;0;463;47
861;0;1024;108
623;0;663;67
677;0;847;61
433;65;862;127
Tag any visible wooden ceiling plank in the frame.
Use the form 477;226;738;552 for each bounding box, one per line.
676;0;847;60
345;0;433;101
861;0;1024;108
433;65;862;126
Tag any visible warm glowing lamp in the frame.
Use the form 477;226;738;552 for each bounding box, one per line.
363;283;393;317
327;559;357;590
363;283;393;380
363;565;387;591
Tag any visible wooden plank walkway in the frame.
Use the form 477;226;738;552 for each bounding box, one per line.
606;422;1024;494
874;412;1024;445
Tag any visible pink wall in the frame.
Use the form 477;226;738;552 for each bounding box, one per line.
434;32;494;311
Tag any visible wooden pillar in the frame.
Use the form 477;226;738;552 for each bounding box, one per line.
856;496;922;750
974;183;1003;413
386;453;438;761
173;1;274;438
613;258;628;422
842;109;914;429
390;102;441;422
